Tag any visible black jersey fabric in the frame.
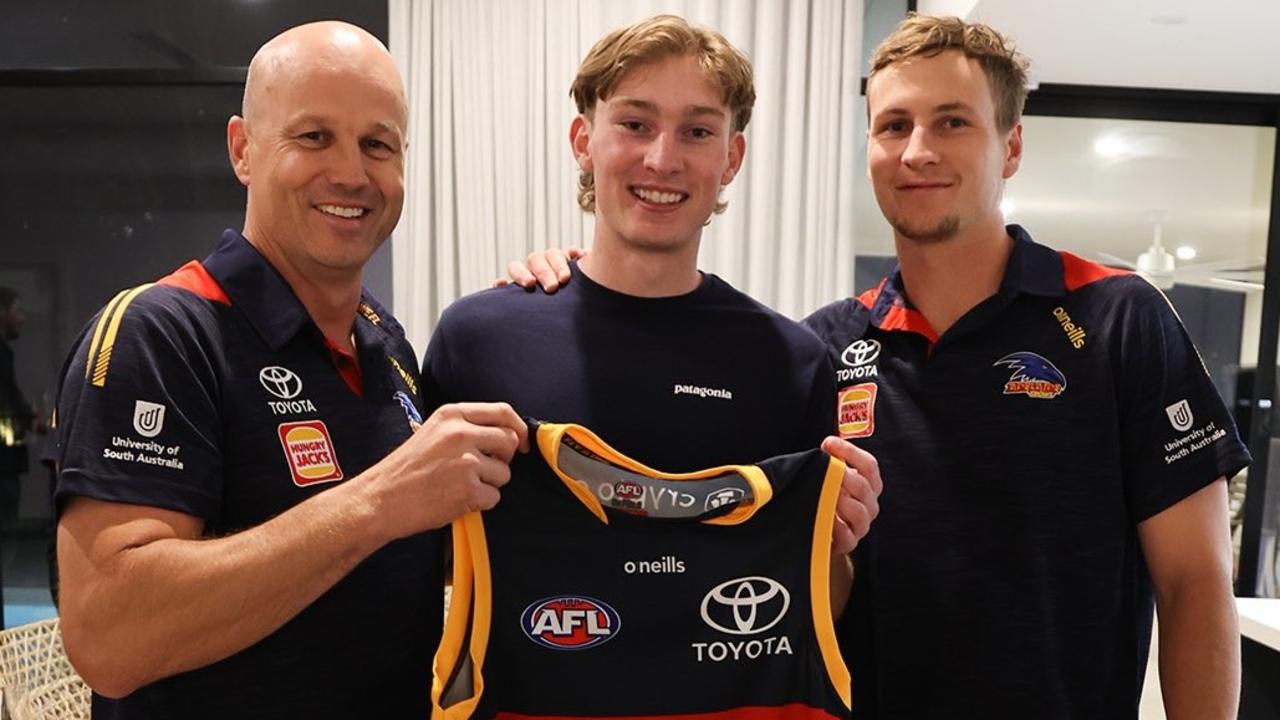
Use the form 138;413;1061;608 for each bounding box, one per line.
433;421;850;719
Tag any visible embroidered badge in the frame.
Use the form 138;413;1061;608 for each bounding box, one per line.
994;352;1066;399
837;383;877;438
278;420;344;486
394;391;423;431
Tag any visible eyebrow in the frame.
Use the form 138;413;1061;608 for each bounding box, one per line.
873;101;977;120
612;96;727;121
284;114;401;131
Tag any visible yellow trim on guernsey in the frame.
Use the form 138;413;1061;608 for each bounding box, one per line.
86;284;155;387
810;454;853;709
432;512;494;719
533;422;773;526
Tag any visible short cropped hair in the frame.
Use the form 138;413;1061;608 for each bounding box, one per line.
869;13;1029;132
570;14;756;213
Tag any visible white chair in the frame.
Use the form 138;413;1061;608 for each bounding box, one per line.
0;618;89;720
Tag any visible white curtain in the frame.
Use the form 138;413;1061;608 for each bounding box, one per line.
389;0;861;353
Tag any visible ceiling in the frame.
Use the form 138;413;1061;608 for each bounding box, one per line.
856;0;1280;287
960;0;1280;95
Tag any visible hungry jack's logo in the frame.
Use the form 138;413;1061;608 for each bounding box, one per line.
837;383;877;438
994;352;1066;399
278;420;344;486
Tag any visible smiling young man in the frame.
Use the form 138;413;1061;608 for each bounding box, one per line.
52;22;526;719
800;14;1250;720
422;15;879;718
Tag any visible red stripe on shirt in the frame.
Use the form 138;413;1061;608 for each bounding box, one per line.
323;335;364;397
494;703;844;720
1060;251;1129;292
156;261;231;305
879;305;939;344
857;278;938;343
856;279;884;310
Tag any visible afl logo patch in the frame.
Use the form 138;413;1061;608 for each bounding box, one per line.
278;420;344;487
521;596;620;650
837;383;877;439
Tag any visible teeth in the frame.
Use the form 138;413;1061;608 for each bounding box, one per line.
633;188;685;205
318;204;366;218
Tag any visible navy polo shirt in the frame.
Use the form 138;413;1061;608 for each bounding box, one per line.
804;225;1251;720
55;230;440;719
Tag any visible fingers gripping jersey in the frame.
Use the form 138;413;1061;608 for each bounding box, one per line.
432;422;851;719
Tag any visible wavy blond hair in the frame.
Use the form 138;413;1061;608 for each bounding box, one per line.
570;14;755;214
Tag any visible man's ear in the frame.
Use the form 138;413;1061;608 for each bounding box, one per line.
721;131;746;186
1002;121;1024;180
227;115;251;186
569;114;593;174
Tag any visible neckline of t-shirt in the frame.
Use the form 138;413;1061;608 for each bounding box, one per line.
569;259;720;308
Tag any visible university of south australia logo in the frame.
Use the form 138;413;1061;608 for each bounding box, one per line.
1166;399;1194;432
132;400;166;438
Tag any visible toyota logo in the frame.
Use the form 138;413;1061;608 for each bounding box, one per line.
259;366;303;399
841;339;881;368
699;576;790;635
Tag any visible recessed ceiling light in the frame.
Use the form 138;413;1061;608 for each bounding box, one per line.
1175;245;1197;261
1000;198;1016;216
1094;134;1127;157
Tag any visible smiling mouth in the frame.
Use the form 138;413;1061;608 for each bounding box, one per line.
631;186;688;205
317;203;369;219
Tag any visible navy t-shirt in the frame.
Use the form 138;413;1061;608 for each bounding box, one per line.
423;263;836;470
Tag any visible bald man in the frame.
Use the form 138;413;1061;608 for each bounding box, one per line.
52;22;524;719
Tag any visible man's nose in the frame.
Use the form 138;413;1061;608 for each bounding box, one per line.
328;140;370;188
644;132;681;175
901;126;940;168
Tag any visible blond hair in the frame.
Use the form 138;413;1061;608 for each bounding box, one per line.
570;14;755;213
869;13;1029;132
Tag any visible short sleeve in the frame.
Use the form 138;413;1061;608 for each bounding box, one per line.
1118;284;1251;522
55;288;225;521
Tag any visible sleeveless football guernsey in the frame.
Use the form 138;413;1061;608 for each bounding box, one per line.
431;421;851;719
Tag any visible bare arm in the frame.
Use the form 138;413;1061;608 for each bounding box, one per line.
59;402;527;698
822;436;881;619
1137;478;1238;720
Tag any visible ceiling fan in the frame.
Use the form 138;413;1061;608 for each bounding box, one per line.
1096;220;1265;293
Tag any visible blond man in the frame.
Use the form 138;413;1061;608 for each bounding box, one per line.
425;14;879;717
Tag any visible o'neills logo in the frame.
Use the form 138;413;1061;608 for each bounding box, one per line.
277;420;344;487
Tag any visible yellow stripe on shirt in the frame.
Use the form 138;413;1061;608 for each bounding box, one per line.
90;284;154;387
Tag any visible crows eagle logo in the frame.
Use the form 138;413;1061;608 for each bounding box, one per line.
993;352;1066;399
